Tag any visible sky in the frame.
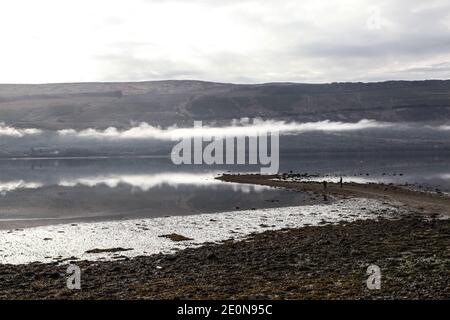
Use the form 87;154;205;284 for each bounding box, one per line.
1;0;450;84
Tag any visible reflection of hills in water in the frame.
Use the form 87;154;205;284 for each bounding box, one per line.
0;158;306;228
0;172;264;193
0;153;449;229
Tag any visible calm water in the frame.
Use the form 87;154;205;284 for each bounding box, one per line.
0;152;449;229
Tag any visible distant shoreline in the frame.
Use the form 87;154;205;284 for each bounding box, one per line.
0;154;169;161
217;173;450;217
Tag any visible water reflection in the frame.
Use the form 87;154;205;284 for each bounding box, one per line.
0;153;449;229
0;158;304;228
0;173;269;193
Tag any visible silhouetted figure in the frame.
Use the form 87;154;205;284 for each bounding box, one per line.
340;176;343;188
323;180;328;201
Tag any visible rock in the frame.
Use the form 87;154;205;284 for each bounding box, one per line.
206;252;219;261
85;247;133;254
159;233;193;242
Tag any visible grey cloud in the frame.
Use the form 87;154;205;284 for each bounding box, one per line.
125;1;448;82
15;0;450;84
95;53;205;82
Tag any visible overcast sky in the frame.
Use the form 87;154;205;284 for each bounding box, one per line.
1;0;450;84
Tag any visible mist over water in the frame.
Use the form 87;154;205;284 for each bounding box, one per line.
1;119;445;140
0;123;42;137
2;119;450;159
1;118;449;229
56;119;394;140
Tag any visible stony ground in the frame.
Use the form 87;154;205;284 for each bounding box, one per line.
0;214;448;299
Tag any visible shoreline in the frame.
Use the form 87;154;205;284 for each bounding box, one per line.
0;174;448;299
217;173;450;217
0;197;397;265
0;215;448;299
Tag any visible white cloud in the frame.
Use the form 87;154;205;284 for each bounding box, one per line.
57;119;393;140
0;123;42;137
0;180;43;194
5;119;450;139
0;0;449;83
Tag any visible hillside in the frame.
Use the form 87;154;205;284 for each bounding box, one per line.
1;80;450;130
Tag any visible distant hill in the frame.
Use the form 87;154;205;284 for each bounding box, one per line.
1;79;450;130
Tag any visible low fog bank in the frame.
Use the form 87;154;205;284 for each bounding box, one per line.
1;119;450;158
2;119;392;139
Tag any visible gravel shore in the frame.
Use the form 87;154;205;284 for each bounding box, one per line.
1;174;448;299
0;213;448;299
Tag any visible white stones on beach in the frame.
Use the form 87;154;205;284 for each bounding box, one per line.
0;198;403;265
